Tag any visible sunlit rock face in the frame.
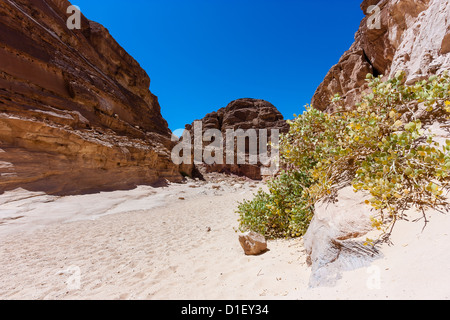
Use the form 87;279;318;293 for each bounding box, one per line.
0;0;189;195
312;0;450;112
306;0;450;288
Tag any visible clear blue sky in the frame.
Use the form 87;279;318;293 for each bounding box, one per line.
73;0;365;132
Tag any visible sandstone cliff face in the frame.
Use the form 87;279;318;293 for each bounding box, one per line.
312;0;450;112
186;98;289;180
306;0;450;287
0;0;185;195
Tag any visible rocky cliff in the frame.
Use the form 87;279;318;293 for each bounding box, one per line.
312;0;450;112
186;98;289;180
306;0;450;287
0;0;188;195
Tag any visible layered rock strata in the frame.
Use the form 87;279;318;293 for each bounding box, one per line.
0;0;187;195
185;98;289;180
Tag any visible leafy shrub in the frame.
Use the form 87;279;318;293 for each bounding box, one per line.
237;171;313;239
238;71;450;241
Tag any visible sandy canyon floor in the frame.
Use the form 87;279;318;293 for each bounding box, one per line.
0;175;450;300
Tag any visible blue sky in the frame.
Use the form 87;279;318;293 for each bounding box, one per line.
73;0;365;131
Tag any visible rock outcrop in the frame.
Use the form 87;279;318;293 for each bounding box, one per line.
185;98;289;180
0;0;188;195
307;0;450;287
312;0;450;112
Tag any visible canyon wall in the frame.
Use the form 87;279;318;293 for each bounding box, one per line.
306;0;450;287
0;0;188;195
312;0;450;112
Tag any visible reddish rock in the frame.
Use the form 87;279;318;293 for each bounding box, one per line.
186;99;289;180
306;0;450;288
239;231;268;256
312;0;450;112
0;0;189;195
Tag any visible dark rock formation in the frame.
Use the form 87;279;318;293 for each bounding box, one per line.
185;98;289;180
0;0;188;195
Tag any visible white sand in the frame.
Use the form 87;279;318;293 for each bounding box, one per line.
0;179;449;300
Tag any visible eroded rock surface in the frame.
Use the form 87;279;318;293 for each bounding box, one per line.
303;186;381;287
307;0;450;287
0;0;188;195
185;98;289;180
312;0;450;112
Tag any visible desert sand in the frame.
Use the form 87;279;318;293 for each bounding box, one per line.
0;176;450;300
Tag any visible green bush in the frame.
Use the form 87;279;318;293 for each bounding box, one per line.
237;171;313;239
237;71;450;240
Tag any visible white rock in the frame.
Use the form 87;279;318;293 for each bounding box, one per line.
303;186;380;287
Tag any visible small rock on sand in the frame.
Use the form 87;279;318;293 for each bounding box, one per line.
239;232;268;256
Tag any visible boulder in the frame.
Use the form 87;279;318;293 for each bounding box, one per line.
303;186;381;287
239;231;268;256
